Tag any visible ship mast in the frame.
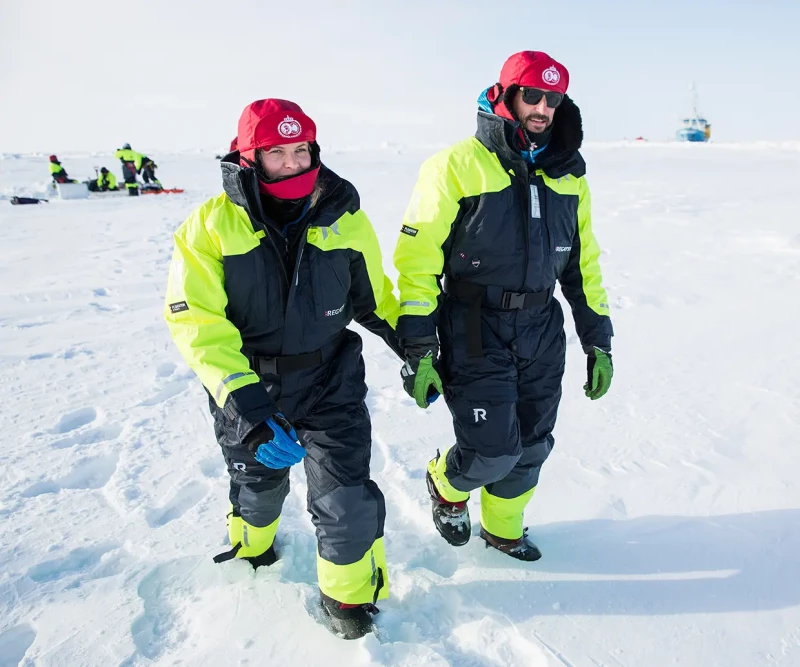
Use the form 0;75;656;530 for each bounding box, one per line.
691;82;700;119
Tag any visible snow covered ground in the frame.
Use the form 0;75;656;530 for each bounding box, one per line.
1;142;799;666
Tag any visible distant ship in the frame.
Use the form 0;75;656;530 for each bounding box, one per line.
676;83;711;143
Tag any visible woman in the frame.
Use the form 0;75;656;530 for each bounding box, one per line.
164;99;402;640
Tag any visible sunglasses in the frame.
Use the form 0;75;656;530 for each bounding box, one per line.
520;87;564;108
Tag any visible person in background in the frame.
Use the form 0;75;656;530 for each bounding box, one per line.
48;155;76;184
139;157;162;190
97;167;118;191
86;166;118;192
114;143;143;196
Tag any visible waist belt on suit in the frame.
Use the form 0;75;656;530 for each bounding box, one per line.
443;278;553;359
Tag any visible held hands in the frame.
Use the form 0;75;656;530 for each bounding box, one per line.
245;413;305;469
401;335;444;409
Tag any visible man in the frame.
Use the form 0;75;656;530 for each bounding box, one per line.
96;167;118;191
86;166;118;192
114;143;143;196
114;144;161;192
139;156;162;190
48;155;76;184
394;51;614;560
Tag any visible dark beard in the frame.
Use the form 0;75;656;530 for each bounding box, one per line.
522;113;551;127
523;121;553;150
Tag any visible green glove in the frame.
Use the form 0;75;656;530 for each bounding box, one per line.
401;336;444;409
584;347;613;400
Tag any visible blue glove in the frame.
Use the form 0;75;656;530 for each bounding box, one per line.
247;414;305;469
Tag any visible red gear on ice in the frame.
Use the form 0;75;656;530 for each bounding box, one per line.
237;99;320;199
229;137;238;153
489;51;570;121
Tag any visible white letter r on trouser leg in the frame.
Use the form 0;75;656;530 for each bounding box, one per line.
473;408;487;423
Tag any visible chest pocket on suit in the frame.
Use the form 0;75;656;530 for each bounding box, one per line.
544;190;578;274
309;247;351;321
449;189;525;279
223;245;282;338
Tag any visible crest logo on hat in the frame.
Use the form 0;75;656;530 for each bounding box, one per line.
278;116;302;139
542;66;561;85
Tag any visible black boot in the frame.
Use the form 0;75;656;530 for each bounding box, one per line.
244;545;277;569
479;526;542;561
319;592;379;640
212;543;278;570
426;471;471;546
128;186;139;197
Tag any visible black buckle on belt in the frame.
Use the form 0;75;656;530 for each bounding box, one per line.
250;349;323;376
501;291;526;309
253;358;279;375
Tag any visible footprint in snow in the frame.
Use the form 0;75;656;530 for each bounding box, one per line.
370;431;389;475
61;346;94;359
156;362;176;378
145;480;209;527
22;452;119;497
16;319;52;329
199;457;224;478
614;295;635;309
140;364;194;407
51;422;123;449
128;558;199;662
89;301;120;313
405;542;459;579
25;542;124;584
51;407;98;434
139;378;190;407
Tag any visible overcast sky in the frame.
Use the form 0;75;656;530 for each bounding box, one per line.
1;0;798;153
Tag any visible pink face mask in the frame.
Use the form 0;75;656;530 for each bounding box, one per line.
257;165;320;199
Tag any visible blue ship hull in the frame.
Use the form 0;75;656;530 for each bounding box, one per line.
676;128;708;142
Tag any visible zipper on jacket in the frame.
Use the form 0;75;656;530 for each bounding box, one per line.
260;226;290;288
519;171;531;292
243;176;290;290
537;173;550;255
294;246;305;286
288;233;308;292
255;228;290;329
283;230;309;330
